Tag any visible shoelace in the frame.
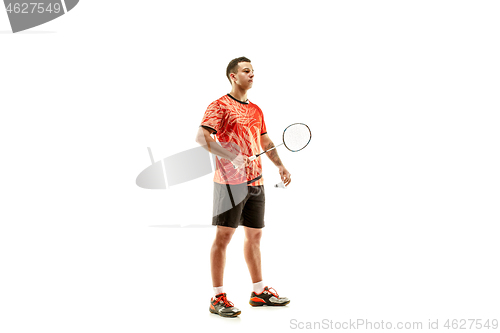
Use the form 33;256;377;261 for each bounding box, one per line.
214;293;234;308
267;287;280;298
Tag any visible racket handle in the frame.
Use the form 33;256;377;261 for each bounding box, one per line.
251;143;282;162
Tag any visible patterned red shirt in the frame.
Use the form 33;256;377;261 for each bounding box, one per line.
200;94;267;186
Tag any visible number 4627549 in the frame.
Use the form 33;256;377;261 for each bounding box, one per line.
444;319;498;330
6;3;62;14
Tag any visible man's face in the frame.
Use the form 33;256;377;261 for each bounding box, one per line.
231;62;254;90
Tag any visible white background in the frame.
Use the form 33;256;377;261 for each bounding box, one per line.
1;1;499;332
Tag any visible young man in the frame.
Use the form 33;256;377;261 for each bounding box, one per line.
195;57;291;318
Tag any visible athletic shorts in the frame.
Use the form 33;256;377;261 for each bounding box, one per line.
212;183;265;229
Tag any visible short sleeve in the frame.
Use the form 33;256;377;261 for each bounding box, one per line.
260;108;267;136
200;101;224;134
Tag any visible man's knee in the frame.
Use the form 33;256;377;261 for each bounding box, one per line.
244;228;262;244
214;226;236;247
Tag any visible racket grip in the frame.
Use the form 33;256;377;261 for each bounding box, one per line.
248;155;257;162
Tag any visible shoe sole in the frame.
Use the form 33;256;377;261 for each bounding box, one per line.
249;300;290;307
209;308;241;317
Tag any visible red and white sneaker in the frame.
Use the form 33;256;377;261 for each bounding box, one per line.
209;293;241;317
249;286;290;306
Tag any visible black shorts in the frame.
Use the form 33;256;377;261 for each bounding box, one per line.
212;183;265;229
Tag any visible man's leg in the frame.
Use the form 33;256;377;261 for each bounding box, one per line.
245;225;290;306
243;226;263;283
209;225;241;317
210;225;236;287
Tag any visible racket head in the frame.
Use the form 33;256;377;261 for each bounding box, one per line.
282;123;312;152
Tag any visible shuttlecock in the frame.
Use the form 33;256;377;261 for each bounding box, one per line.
274;181;287;189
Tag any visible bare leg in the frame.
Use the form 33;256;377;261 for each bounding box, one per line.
210;226;236;287
243;226;263;283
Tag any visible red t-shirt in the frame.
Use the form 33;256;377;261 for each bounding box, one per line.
200;94;267;186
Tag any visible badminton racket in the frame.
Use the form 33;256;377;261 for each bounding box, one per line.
249;123;311;161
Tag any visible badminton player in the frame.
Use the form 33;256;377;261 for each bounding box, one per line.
196;57;291;317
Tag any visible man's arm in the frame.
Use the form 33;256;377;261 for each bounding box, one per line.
195;127;248;168
260;134;283;166
260;134;291;186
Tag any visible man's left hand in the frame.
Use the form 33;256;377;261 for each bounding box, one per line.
278;166;291;186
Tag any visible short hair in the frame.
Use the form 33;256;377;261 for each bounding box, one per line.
226;57;251;85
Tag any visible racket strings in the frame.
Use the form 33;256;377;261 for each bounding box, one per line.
283;124;311;151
